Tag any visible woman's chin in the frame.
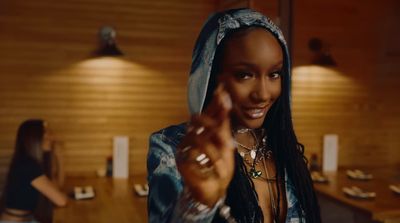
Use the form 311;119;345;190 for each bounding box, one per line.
232;117;265;130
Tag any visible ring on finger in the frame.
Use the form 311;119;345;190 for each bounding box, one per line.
195;153;210;166
187;124;206;135
195;126;205;135
194;153;215;176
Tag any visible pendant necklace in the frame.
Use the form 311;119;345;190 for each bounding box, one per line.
233;129;272;179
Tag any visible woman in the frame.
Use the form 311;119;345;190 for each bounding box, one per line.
0;120;68;223
147;8;321;223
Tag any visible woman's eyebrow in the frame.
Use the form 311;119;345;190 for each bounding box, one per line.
229;61;284;70
228;61;259;68
271;61;283;70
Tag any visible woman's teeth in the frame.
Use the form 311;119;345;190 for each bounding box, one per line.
246;108;265;118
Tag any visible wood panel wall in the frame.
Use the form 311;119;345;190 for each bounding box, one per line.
1;0;399;190
291;0;400;167
217;0;248;10
0;0;215;188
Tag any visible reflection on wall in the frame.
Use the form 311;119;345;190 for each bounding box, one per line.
292;62;400;167
292;65;367;165
44;57;180;176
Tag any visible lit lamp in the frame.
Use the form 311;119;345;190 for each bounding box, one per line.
93;26;123;56
308;38;336;66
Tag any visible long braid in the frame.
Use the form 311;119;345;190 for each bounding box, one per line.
223;153;263;223
265;65;321;222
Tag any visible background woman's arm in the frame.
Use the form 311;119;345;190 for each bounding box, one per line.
31;175;68;207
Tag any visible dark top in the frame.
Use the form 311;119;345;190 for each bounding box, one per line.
5;157;44;211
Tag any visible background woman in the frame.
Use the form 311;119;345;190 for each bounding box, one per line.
0;119;67;223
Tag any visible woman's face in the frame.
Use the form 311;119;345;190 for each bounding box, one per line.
218;28;283;129
42;122;52;152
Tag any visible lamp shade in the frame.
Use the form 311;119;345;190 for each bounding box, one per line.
93;26;123;57
308;38;336;66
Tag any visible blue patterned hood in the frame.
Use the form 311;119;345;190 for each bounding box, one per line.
187;8;291;114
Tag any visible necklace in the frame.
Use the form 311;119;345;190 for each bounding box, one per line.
233;129;272;179
233;127;251;134
237;148;272;167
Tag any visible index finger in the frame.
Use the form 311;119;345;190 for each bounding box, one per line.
204;84;232;123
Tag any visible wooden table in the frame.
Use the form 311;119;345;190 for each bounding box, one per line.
314;166;400;223
53;176;148;223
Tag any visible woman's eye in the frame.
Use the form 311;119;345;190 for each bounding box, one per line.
235;72;253;80
269;71;281;79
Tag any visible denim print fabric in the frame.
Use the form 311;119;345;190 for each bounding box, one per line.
0;220;39;223
147;123;303;223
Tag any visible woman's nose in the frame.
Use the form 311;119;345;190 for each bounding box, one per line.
250;78;270;102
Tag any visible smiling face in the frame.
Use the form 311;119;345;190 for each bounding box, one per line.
217;28;283;129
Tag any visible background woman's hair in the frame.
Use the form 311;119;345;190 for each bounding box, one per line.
12;119;45;163
203;27;321;223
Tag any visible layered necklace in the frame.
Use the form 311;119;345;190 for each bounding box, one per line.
233;128;273;181
233;128;279;223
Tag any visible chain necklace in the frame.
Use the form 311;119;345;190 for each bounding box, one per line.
233;127;252;134
234;128;279;222
233;129;272;180
237;146;272;167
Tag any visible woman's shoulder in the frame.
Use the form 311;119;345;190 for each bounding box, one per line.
150;122;187;147
148;123;187;170
147;123;186;183
10;156;43;182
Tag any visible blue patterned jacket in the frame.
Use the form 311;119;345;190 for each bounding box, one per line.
147;123;303;223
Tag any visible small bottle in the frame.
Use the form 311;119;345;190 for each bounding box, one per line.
106;156;113;177
309;153;320;172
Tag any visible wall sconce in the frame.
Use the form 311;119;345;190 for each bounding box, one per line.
93;26;123;57
308;38;336;66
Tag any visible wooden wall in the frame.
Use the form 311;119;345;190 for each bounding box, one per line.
291;0;400;167
0;0;215;187
217;0;248;10
1;0;399;190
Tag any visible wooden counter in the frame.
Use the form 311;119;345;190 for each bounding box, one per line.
53;176;147;223
53;167;400;223
314;166;400;223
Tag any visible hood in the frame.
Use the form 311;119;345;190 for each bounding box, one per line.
187;8;290;114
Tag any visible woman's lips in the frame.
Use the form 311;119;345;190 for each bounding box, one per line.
242;106;268;119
